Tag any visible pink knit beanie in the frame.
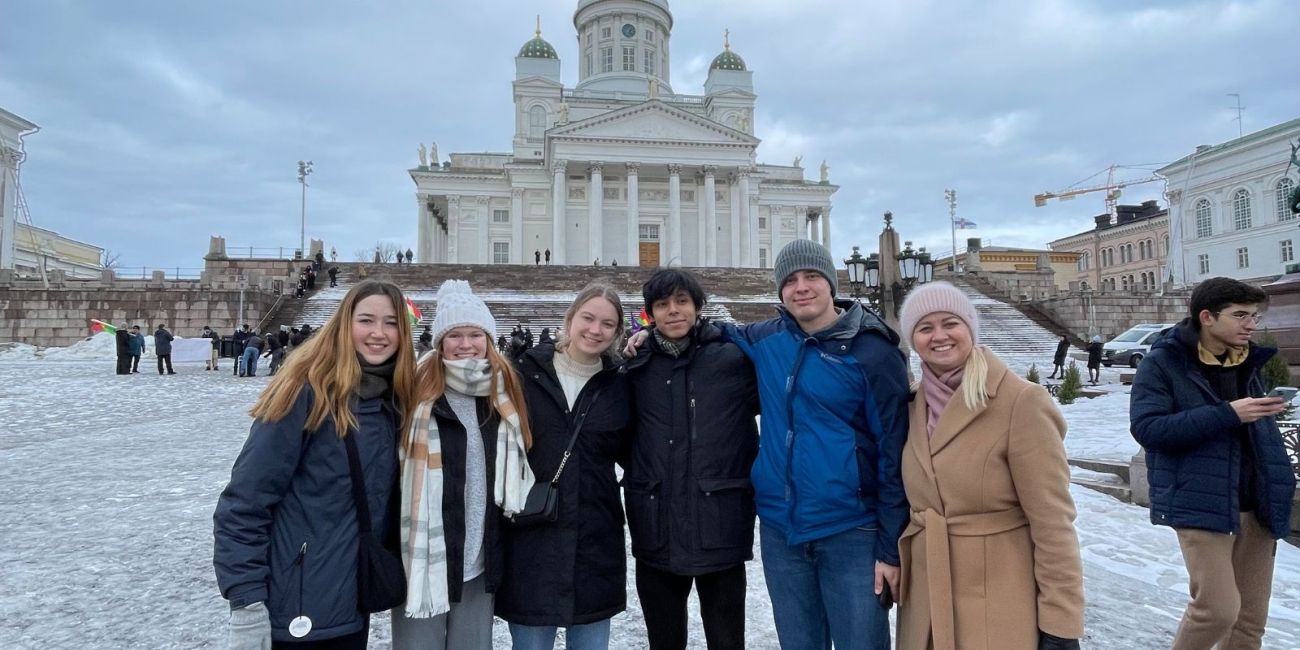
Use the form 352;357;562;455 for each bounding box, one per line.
898;281;979;343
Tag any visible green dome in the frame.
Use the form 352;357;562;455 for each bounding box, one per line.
710;49;746;71
519;34;558;59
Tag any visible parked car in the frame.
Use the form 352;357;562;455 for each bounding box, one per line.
1102;323;1174;368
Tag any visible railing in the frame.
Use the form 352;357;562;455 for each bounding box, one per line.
223;246;309;260
1278;421;1300;483
109;266;205;280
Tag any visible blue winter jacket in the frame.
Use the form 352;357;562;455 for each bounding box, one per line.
1130;319;1297;539
724;300;910;563
213;385;401;642
128;333;145;356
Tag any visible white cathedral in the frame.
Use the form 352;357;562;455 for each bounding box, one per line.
411;0;837;268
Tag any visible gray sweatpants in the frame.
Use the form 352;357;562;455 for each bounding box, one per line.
390;574;494;650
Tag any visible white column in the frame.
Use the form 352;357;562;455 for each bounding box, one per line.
668;164;682;266
477;196;491;264
416;194;431;263
796;205;808;240
695;174;706;265
729;176;741;267
551;160;567;264
589;162;603;265
626;162;640;267
511;188;525;264
750;194;761;265
771;205;785;261
703;165;717;266
821;206;832;252
446;195;461;263
0;148;19;270
738;169;752;267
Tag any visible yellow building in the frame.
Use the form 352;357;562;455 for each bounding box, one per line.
933;241;1081;290
13;222;104;278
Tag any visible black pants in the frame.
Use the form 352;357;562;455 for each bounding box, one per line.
272;623;368;649
635;560;746;650
157;353;174;374
130;354;141;372
115;355;131;375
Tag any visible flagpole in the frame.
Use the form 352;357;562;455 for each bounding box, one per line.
945;189;958;271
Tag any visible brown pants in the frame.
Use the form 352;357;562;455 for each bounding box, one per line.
1172;512;1277;650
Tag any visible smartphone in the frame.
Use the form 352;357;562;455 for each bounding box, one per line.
1267;386;1298;401
876;582;894;610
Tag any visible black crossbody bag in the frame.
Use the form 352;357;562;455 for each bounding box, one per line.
343;434;407;613
508;387;602;527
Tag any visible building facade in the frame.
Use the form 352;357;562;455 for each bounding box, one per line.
1048;200;1170;292
411;0;837;267
11;222;104;279
1;108;39;271
1161;118;1300;286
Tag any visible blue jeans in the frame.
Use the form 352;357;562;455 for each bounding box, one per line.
507;619;611;650
241;347;259;376
759;522;890;650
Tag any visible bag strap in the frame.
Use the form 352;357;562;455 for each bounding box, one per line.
343;434;374;535
549;386;603;485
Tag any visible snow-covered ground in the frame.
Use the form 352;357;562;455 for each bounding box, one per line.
2;336;1299;648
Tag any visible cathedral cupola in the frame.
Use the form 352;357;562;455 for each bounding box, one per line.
518;19;559;59
709;30;746;71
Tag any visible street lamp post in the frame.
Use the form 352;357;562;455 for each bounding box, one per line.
297;160;313;259
843;212;936;322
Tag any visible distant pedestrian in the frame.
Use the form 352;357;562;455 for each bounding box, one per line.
301;323;314;339
233;324;251;376
1086;335;1103;384
277;327;289;351
290;327;305;349
328;266;339;287
241;332;263;377
497;334;508;354
307;267;317;291
154;324;175;375
416;324;433;354
314;249;325;271
114;327;132;375
375;248;383;264
523;327;534;350
535;249;541;265
262;331;285;375
544;249;551;265
405;248;413;264
202;325;220;371
330;246;337;262
538;327;553;346
1049;334;1070;379
128;325;146;373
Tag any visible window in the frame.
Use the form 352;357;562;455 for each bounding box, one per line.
623;46;636;71
1198;253;1210;275
493;242;510;265
639;224;660;240
644;49;656;75
1195;198;1212;238
601;26;611;39
645;29;654;42
528;106;547;139
1140;273;1151;291
759;248;769;268
1237;246;1249;269
1119;245;1128;264
585;50;592;75
1078;251;1089;271
1233;189;1252;230
493;209;509;224
1278;178;1297;221
601;47;613;72
758;216;768;230
1126;243;1134;263
1121;276;1130;291
1283;239;1294;263
586;33;593;46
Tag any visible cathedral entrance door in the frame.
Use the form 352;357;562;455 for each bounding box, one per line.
639;242;660;267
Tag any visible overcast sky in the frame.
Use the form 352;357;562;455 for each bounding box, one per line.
3;0;1297;272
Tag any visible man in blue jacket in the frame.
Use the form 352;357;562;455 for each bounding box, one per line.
731;240;908;650
1130;277;1296;649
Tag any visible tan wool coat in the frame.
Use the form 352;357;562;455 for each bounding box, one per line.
897;350;1085;650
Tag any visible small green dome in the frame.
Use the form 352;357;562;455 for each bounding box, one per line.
519;34;558;59
710;49;746;71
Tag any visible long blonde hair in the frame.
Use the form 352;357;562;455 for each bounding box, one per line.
249;280;416;437
555;283;626;361
412;338;533;450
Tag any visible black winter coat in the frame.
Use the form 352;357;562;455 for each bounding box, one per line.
114;329;131;356
424;394;506;601
154;328;174;355
496;344;632;626
213;385;401;642
621;321;760;575
1054;339;1070;365
1086;341;1102;368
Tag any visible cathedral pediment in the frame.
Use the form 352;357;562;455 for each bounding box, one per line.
548;100;757;146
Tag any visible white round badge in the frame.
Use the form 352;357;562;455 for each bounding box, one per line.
289;616;313;638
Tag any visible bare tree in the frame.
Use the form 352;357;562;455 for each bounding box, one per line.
354;248;374;263
376;241;403;263
101;249;122;270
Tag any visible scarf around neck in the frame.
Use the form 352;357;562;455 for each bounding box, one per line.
356;354;395;400
921;363;965;438
398;355;534;618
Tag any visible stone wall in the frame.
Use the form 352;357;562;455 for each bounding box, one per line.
1030;291;1189;338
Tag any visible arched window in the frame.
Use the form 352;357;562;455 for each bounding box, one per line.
1278;178;1297;222
1195;198;1212;238
1077;252;1089;272
528;105;548;139
1127;243;1135;263
1233;188;1252;230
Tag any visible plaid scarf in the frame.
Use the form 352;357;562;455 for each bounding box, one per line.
399;355;534;618
652;329;690;358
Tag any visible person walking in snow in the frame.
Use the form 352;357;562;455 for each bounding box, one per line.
262;331;285;376
154;324;175;375
895;283;1083;650
328;266;339;288
496;284;632;650
128;325;146;374
214;279;416;649
1130;277;1296;650
390;280;534;650
1086;335;1103;384
1048;334;1070;379
202;326;221;371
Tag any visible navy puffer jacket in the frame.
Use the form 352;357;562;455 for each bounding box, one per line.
1129;319;1296;539
213;384;400;642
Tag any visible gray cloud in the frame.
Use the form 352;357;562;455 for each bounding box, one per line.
1;0;1295;269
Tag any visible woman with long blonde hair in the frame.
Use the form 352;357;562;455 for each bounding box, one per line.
215;279;416;649
392;280;534;650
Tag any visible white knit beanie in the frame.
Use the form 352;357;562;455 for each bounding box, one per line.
430;279;496;348
898;281;979;343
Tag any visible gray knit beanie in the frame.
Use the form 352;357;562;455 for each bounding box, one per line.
774;239;838;295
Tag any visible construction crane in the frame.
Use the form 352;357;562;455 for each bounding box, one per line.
1034;164;1164;218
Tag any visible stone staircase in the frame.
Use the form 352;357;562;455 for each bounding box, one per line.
1067;458;1133;502
943;277;1064;376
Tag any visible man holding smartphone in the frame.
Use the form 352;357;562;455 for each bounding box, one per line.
1130;277;1297;649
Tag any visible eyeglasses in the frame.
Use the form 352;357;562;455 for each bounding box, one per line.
1212;310;1264;325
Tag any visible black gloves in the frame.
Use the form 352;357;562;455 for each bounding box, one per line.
1038;631;1080;650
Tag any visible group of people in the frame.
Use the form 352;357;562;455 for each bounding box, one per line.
113;324;175;375
221;323;315;377
212;236;1295;650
